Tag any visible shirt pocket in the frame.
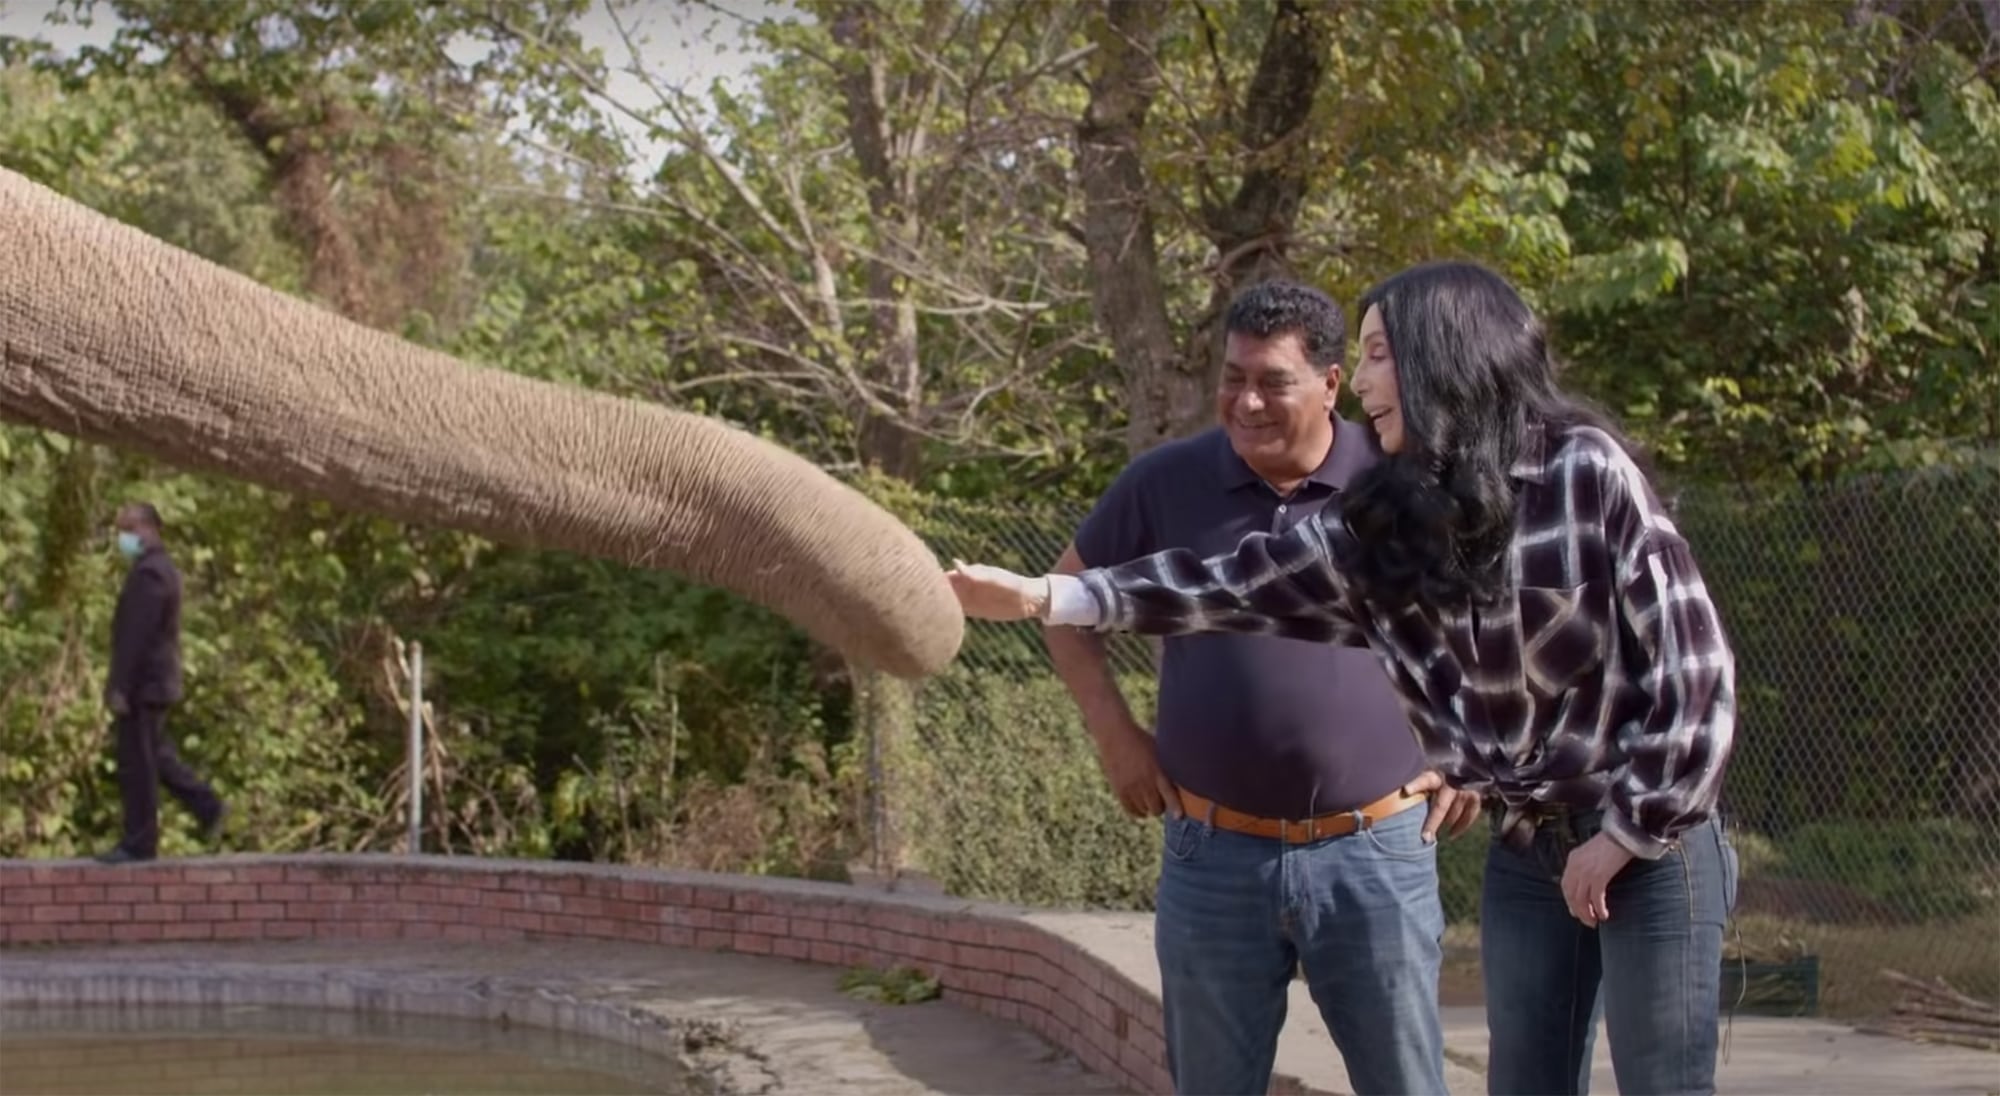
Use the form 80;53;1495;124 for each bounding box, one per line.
1516;581;1609;700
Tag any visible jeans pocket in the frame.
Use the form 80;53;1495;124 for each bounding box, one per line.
1717;819;1740;914
1163;814;1210;863
1362;809;1438;862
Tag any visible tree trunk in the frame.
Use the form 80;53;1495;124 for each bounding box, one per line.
1181;0;1333;407
174;38;462;334
1079;0;1337;456
832;2;935;482
186;61;375;326
29;442;98;612
1077;0;1187;456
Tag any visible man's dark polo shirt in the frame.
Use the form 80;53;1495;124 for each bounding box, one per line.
1073;416;1425;818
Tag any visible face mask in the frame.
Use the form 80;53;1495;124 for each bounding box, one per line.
116;531;144;559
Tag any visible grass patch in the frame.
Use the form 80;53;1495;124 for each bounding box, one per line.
838;964;942;1005
1441;910;1998;1021
1728;910;2000;1019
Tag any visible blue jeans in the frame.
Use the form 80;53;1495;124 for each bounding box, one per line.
1480;810;1738;1096
1154;804;1449;1096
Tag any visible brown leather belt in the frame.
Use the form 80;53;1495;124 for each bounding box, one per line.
1175;787;1428;844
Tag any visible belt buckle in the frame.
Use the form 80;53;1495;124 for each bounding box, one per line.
1279;810;1365;843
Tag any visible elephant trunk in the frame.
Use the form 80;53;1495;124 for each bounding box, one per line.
0;167;963;678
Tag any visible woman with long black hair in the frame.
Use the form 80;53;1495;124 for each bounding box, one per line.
950;259;1739;1096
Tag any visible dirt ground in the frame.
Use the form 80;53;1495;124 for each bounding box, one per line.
1439;936;1487;1007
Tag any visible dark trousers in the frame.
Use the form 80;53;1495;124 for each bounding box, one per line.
1480;809;1737;1096
115;704;222;857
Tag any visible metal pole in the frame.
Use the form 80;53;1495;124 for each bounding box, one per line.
864;670;887;878
407;641;424;855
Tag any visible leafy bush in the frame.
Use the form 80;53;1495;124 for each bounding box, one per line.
905;668;1163;909
839;965;942;1005
1680;465;1999;838
1436;828;1491;924
1772;819;1996;920
903;662;1507;924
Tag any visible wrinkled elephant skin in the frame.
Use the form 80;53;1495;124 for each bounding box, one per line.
0;167;963;678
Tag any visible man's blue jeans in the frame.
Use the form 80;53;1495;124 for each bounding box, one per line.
1480;810;1738;1096
1154;804;1449;1096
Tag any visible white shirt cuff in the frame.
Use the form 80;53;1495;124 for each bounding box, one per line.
1044;574;1101;628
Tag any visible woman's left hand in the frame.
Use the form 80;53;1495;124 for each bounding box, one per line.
1561;831;1635;926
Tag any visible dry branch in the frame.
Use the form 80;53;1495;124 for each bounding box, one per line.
1869;968;2000;1053
1882;969;1997;1013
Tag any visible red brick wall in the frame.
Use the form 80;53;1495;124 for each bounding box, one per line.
0;856;1170;1093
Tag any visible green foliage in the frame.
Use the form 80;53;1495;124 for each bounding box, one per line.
2;0;1993;968
52;0;596;138
838;964;941;1005
1435;828;1491;925
1301;0;1997;481
908;668;1163;909
0;5;867;866
411;546;830;790
0;429;382;857
902;657;1483;921
1549;7;1998;477
0;63;297;286
1681;463;2000;840
446;201;681;390
1769;820;1997;921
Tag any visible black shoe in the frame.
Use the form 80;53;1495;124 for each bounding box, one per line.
201;803;230;848
93;846;154;865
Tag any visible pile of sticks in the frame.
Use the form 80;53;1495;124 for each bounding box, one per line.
1862;969;2000;1053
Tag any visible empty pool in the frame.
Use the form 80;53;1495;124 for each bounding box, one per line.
0;1002;691;1095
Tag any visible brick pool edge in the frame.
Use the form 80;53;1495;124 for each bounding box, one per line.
0;855;1180;1094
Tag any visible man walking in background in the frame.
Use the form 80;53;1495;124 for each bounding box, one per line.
1043;282;1476;1095
96;501;225;864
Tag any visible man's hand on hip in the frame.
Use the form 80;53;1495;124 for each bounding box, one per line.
1092;720;1182;820
1403;769;1480;843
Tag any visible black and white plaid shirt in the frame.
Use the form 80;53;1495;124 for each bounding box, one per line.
1057;423;1736;859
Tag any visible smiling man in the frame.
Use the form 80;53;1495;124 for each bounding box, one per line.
1041;281;1472;1095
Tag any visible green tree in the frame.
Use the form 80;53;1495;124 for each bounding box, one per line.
1290;0;1999;480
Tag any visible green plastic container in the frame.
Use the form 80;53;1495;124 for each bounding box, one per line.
1721;956;1822;1017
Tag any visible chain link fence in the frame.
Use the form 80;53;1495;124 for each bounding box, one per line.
867;461;2000;1018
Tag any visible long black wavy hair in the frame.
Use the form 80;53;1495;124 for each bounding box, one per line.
1336;260;1648;611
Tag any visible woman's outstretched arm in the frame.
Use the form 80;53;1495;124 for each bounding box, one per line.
951;511;1371;647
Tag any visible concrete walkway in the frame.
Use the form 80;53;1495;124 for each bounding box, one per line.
1028;909;1999;1095
1438;1003;2000;1095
